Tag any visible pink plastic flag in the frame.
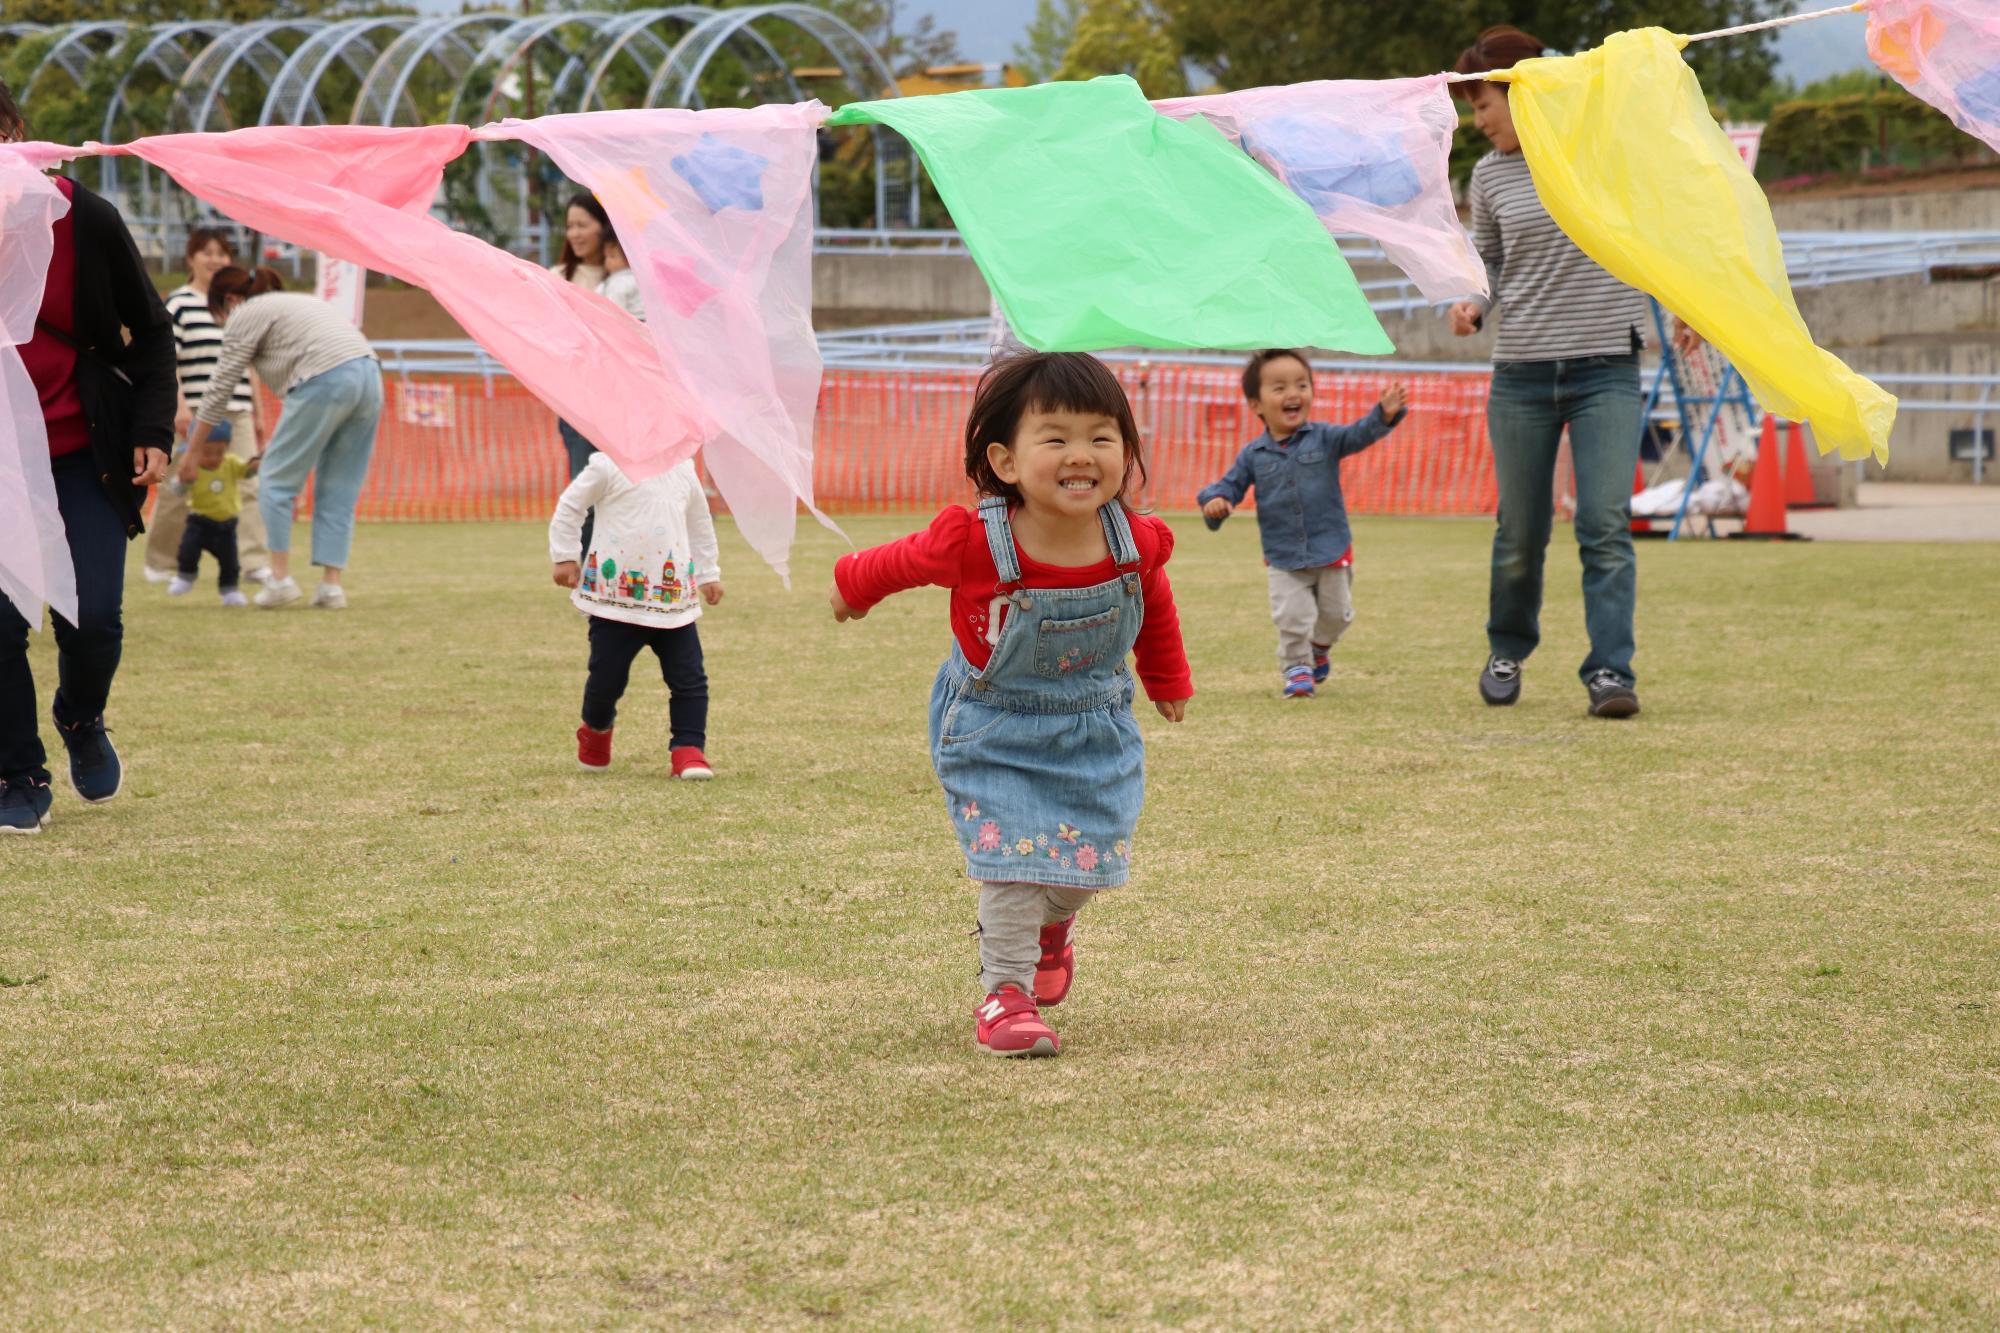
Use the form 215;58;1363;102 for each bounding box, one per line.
0;144;80;627
497;103;830;580
104;126;714;535
1154;76;1488;305
1866;0;2000;154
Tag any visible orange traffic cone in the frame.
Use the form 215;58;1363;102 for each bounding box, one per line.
1782;421;1823;508
1730;415;1807;541
1630;460;1655;536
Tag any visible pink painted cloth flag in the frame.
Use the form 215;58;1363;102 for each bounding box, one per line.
1866;0;2000;154
0;144;80;627
1154;76;1488;305
102;125;718;546
495;103;830;580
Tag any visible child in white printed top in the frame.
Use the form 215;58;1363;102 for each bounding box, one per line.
551;456;722;780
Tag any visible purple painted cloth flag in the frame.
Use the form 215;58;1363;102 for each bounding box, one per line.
1154;76;1488;305
494;104;830;580
1866;0;2000;154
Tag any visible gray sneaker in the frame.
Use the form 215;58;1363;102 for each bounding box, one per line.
255;576;302;609
1586;669;1640;718
1479;656;1522;706
311;583;347;610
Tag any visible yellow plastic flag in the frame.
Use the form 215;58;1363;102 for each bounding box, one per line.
1500;28;1896;463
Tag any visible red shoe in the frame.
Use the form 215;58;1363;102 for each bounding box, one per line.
577;724;612;771
671;746;714;781
974;986;1059;1057
1034;915;1076;1007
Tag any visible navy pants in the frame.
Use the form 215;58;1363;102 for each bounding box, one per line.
0;452;128;784
583;616;707;750
177;513;241;592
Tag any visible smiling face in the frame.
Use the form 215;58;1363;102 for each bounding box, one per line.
565;204;605;267
987;407;1129;520
189;239;233;288
1250;354;1314;439
1469;82;1520;154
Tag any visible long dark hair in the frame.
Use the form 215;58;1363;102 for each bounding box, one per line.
1451;25;1548;101
559;192;615;281
0;77;23;142
964;352;1150;506
206;265;285;320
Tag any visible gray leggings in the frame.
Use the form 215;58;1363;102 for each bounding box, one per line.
976;882;1097;995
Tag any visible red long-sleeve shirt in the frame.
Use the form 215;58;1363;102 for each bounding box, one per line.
20;176;89;457
835;505;1194;703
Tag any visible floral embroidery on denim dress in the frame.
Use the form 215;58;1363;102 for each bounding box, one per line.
927;497;1148;889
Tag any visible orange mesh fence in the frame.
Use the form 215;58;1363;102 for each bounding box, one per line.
264;361;1498;522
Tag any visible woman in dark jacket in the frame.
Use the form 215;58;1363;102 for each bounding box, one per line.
0;81;176;834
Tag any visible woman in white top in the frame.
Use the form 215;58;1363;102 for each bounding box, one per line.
144;228;271;585
185;266;383;610
551;193;614;484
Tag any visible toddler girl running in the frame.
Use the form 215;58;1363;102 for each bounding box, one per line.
830;352;1192;1057
552;456;721;780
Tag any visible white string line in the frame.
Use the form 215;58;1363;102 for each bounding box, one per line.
1441;0;1869;81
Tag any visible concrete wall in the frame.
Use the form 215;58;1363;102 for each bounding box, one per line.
1847;341;2000;484
812;251;991;324
1772;185;2000;233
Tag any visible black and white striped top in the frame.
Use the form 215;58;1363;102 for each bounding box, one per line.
165;286;255;415
1467;151;1651;363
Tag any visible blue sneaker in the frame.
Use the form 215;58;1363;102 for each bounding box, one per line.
0;779;52;834
1312;643;1332;684
55;714;122;803
1282;665;1315;699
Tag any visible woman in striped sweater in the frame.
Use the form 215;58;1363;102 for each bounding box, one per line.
1450;25;1697;720
144;228;271;587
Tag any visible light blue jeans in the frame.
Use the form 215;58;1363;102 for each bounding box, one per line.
1486;354;1644;684
259;356;383;570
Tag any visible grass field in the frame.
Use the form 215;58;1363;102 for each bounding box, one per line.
4;511;1996;1328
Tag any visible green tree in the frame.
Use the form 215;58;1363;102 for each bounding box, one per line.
1056;0;1186;99
1015;0;1085;83
1161;0;1784;106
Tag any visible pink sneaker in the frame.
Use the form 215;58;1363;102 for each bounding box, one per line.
1034;915;1076;1007
974;985;1059;1057
577;724;612;772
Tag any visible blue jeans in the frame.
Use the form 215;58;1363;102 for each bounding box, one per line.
259;356;382;571
0;452;127;783
1486;355;1644;683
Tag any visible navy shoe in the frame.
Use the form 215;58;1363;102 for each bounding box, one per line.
55;714;122;803
0;779;52;834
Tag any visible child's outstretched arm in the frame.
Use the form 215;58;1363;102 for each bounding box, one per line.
830;507;971;624
1196;446;1256;526
1133;525;1193;722
1330;387;1410;459
684;468;724;605
549;460;608;584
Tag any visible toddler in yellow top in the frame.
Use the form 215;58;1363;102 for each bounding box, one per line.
169;423;263;606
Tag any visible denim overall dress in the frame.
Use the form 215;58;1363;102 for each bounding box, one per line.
926;497;1147;889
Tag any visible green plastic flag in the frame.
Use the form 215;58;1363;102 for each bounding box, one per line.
828;76;1394;355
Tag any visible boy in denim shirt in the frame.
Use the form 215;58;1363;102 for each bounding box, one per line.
1199;350;1407;699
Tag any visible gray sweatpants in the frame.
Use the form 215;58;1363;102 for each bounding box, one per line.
977;882;1096;995
1267;563;1354;670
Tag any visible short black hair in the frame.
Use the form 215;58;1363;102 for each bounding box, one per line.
1242;349;1313;401
964;352;1149;505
